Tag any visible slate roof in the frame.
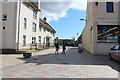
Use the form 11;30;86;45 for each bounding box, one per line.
30;1;38;8
40;18;56;33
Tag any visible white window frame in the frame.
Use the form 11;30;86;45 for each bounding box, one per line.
23;35;26;46
38;36;41;44
23;18;27;29
32;37;36;46
32;22;36;32
33;10;37;19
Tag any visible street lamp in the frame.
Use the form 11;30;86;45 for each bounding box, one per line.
77;33;78;39
80;19;87;22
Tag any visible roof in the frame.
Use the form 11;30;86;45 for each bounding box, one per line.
25;0;40;11
29;1;38;8
40;18;56;33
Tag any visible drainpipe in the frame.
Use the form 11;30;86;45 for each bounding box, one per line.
17;0;21;50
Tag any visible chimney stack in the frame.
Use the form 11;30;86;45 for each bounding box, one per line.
43;17;47;22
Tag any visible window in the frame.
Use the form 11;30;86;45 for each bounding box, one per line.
32;22;36;32
44;37;45;44
113;45;120;50
44;28;46;32
38;36;41;44
23;35;26;46
23;18;27;29
32;37;36;46
2;14;7;21
106;2;114;12
39;26;41;31
50;32;52;35
33;10;37;19
97;25;120;43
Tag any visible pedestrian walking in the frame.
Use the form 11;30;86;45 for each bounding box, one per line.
62;42;66;54
78;42;83;53
55;40;59;54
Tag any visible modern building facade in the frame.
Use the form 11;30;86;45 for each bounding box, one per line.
82;2;120;55
1;1;56;53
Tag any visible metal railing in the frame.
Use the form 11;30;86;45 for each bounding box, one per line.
19;43;54;50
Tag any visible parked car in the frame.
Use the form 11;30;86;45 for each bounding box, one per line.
109;44;120;62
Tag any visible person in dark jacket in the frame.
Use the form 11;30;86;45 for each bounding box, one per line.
62;42;66;54
55;40;59;54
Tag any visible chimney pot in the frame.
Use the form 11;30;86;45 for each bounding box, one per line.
43;17;47;22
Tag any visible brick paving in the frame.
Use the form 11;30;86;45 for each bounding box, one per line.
1;47;120;78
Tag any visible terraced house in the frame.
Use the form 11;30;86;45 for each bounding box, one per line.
1;0;56;53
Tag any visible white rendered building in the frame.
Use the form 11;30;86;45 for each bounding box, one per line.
1;0;56;53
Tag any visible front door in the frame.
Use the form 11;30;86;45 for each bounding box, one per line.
46;37;50;47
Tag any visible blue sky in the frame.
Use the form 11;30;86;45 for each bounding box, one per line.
49;9;86;39
40;2;87;39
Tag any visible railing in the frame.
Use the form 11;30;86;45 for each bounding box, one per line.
19;43;54;50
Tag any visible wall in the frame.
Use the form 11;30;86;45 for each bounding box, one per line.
82;2;119;55
18;2;55;49
94;2;119;55
96;43;117;55
18;2;40;49
2;2;17;49
82;2;94;54
0;1;2;51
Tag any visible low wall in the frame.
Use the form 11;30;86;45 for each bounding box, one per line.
95;43;117;55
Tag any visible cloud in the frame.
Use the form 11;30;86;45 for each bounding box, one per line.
40;1;87;22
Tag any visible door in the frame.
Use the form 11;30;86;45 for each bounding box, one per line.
46;37;50;47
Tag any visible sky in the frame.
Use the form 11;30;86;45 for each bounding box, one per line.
40;1;87;39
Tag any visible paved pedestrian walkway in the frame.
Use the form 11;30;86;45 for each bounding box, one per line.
1;47;120;78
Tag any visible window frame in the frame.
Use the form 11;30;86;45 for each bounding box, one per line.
39;26;41;31
23;18;27;29
32;22;37;32
23;35;26;46
32;37;36;46
97;25;119;43
38;36;41;44
106;2;114;13
112;44;120;50
33;10;37;19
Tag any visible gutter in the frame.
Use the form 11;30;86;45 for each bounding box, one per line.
17;0;21;50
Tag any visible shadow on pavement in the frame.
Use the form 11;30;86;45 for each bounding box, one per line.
17;47;120;72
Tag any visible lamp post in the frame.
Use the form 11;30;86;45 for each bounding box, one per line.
77;33;78;40
80;19;87;22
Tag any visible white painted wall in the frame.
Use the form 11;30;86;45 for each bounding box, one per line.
0;1;2;79
1;1;55;50
0;2;2;50
2;2;17;49
18;2;55;49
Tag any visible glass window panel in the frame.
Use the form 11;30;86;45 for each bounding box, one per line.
113;45;119;50
106;2;114;12
97;25;120;43
32;23;36;32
